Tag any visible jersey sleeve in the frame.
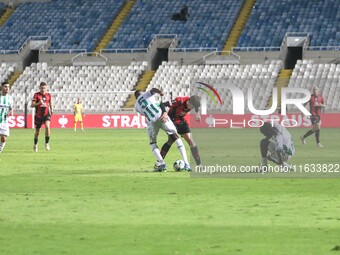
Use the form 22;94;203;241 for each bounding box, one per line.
32;93;38;102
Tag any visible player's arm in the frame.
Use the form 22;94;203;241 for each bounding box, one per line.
31;95;42;108
150;88;164;96
320;96;325;107
49;98;53;115
275;149;284;165
274;134;285;166
194;109;201;122
160;100;173;112
7;104;13;117
159;101;171;123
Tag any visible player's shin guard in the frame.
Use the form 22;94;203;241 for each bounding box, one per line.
150;142;164;162
315;130;320;143
175;139;189;163
160;143;171;159
190;146;201;165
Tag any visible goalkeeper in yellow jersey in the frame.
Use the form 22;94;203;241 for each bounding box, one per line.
73;98;84;131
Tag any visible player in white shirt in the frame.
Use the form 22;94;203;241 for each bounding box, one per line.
259;122;295;169
134;88;191;172
0;82;13;153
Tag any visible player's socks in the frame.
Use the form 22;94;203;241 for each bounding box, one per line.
160;143;171;159
45;136;50;144
33;138;38;152
150;143;164;162
175;138;189;163
0;142;5;153
315;130;320;143
81;123;84;131
74;123;77;131
303;130;315;138
190;146;201;165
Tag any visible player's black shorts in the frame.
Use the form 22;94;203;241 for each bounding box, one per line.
175;121;191;135
35;114;51;129
310;115;320;125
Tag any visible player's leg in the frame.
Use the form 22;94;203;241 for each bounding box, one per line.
45;120;51;151
266;141;281;165
33;117;42;152
0;124;9;153
260;138;270;166
74;116;77;131
148;122;166;171
160;135;175;159
300;116;317;144
160;121;183;159
176;121;201;166
79;115;84;131
182;132;201;166
314;121;323;147
162;120;190;170
267;143;292;170
0;135;6;153
33;128;40;152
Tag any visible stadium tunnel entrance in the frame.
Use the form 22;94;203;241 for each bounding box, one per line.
151;48;168;70
285;46;302;69
282;32;309;69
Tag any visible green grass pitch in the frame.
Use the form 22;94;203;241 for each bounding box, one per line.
1;128;340;255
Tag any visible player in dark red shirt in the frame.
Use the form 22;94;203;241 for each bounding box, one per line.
160;95;202;167
300;86;325;147
31;82;53;152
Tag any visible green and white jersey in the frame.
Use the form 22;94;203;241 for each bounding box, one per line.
272;123;295;156
134;91;161;123
0;94;12;124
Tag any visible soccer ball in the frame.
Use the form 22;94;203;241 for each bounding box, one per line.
173;160;185;171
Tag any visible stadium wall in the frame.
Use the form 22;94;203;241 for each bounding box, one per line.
38;49;340;69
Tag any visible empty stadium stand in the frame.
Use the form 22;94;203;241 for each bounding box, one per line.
11;62;147;113
147;60;282;113
287;60;340;112
238;0;340;47
0;62;17;83
0;0;124;52
105;0;245;50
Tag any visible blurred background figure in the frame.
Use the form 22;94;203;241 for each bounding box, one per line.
73;98;85;131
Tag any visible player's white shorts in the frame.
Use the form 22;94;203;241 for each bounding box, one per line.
268;141;291;162
147;118;177;143
0;123;10;137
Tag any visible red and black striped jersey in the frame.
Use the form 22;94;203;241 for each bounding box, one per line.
32;92;52;118
165;96;191;124
309;93;324;116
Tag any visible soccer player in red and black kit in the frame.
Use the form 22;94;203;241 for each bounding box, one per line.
160;95;202;167
31;82;53;152
300;86;325;147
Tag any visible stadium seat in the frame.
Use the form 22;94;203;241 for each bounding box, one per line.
11;62;147;113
